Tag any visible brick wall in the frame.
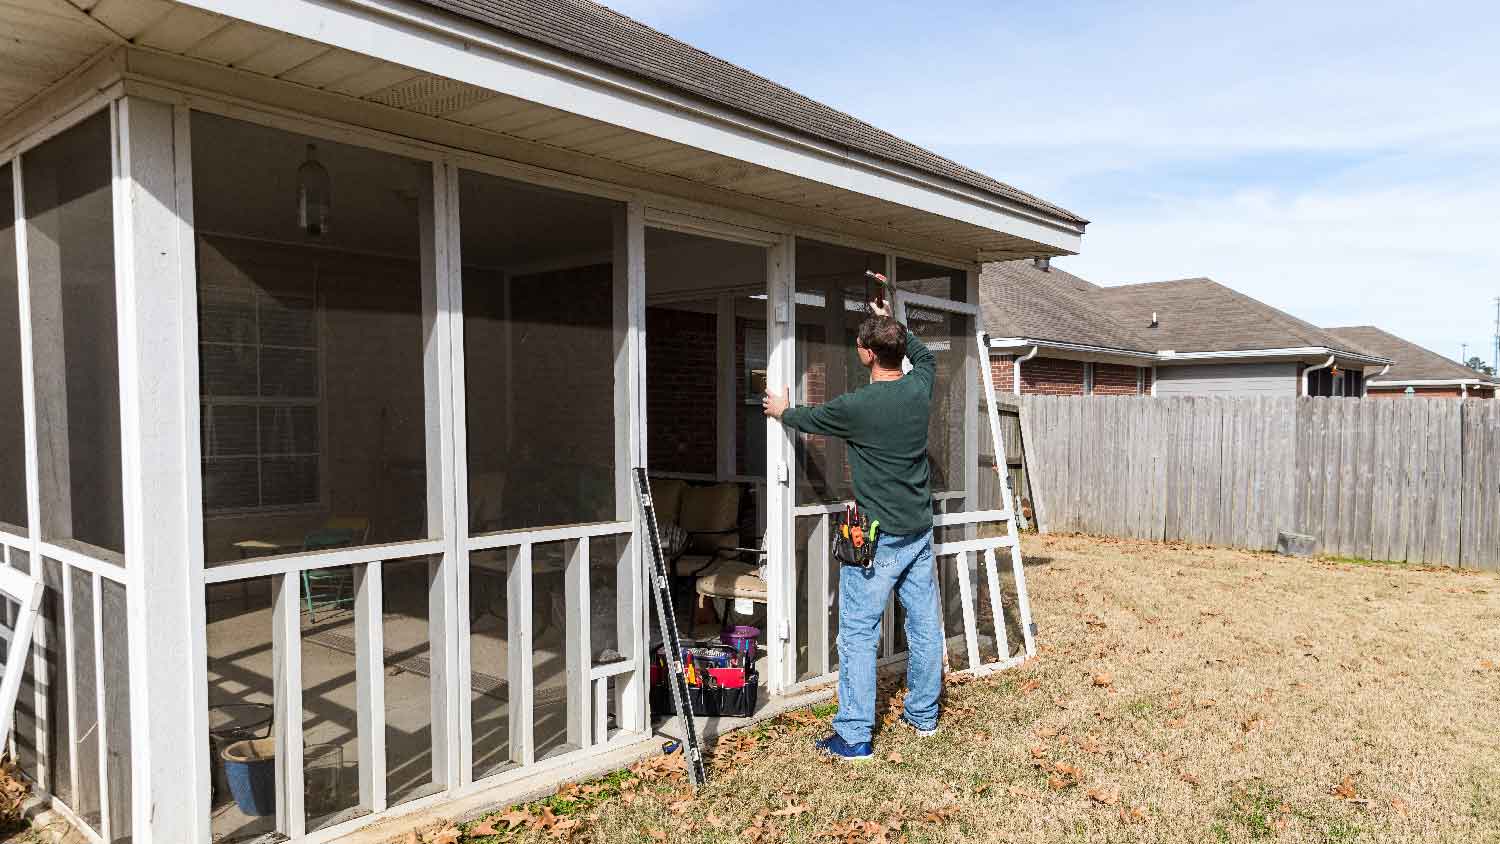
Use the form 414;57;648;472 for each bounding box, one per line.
991;354;1015;393
1366;386;1489;399
1092;363;1141;396
646;307;718;475
1020;357;1086;396
988;352;1152;397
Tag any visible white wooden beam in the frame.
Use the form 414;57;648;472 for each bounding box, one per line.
274;572;307;838
115;95;213;844
564;537;590;751
504;544;534;766
765;234;796;694
355;562;387;813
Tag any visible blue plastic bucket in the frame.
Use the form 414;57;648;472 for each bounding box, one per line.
222;738;277;816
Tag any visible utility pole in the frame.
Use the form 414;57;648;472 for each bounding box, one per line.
1494;298;1500;373
1462;342;1468;365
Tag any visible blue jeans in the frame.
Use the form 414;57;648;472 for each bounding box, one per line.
832;528;943;744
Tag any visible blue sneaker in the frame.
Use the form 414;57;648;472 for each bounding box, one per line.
814;733;873;762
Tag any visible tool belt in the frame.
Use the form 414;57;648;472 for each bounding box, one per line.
832;505;878;568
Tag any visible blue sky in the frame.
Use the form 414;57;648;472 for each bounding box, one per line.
603;0;1500;364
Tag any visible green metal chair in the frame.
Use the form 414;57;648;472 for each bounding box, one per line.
300;516;369;622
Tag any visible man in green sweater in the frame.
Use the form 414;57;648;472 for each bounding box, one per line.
763;299;942;761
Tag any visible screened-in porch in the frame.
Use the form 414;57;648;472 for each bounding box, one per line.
0;3;1081;841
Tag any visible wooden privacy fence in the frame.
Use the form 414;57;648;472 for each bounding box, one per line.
1017;396;1500;571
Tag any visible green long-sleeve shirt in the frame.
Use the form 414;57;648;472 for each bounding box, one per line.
781;332;935;536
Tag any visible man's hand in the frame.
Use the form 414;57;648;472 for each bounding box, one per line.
869;298;892;318
763;386;791;419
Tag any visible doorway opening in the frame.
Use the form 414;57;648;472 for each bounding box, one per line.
642;226;774;727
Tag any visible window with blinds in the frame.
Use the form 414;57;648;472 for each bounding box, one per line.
199;281;321;513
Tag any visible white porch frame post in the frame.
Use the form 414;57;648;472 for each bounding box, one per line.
619;199;646;735
115;95;211;843
766;234;796;694
12;154;50;793
421;158;459;792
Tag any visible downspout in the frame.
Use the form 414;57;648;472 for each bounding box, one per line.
1364;363;1390;397
1303;355;1335;396
1014;345;1039;394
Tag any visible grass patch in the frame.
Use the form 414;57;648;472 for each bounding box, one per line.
395;533;1500;844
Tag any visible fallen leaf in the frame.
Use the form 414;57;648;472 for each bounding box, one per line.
1197;698;1217;709
549;818;578;838
1333;775;1358;800
1019;678;1041;695
1093;673;1113;687
886;751;903;764
1166;717;1186;728
1120;805;1148;824
1038;726;1059;738
1029;745;1049;759
770;803;811;817
1241;716;1263;732
1047;775;1071;790
423;825;462;844
495;808;531;830
1391;797;1409;815
1180;773;1201;787
644;827;667;840
467;819;500;836
973;782;991;794
531;807;559;831
1088;787;1120;806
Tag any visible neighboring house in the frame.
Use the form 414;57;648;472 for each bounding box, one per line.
1326;326;1499;398
981;261;1392;397
0;2;1082;842
981;258;1156;396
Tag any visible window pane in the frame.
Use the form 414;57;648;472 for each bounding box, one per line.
101;578;132;843
793;239;882;505
383;556;440;806
40;558;70;805
906;308;970;494
205;576;278;843
459;171;624;533
301;564;364;831
69;567;101;830
468;548;511;780
0;164;26;531
24;112;124;557
192;113;434;563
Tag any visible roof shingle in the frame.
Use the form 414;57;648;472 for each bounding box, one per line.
1090;278;1372;356
413;0;1085;225
1325;326;1498;384
980;261;1151;352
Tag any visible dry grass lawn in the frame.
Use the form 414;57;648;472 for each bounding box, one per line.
419;533;1500;844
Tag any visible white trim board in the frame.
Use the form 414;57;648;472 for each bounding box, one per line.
170;0;1082;252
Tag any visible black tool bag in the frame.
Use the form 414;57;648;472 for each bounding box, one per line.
831;507;876;568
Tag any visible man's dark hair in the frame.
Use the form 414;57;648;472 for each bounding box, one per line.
858;316;907;369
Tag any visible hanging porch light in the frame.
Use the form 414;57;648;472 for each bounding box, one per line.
297;143;330;237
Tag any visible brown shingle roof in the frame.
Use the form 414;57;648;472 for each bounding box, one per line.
414;0;1085;225
1325;326;1498;384
980;261;1151;352
1091;278;1374;356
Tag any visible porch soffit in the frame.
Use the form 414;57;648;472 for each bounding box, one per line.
1;0;1080;263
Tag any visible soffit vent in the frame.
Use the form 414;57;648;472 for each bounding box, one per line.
367;75;494;117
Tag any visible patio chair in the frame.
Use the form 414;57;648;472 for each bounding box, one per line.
301;516;369;622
